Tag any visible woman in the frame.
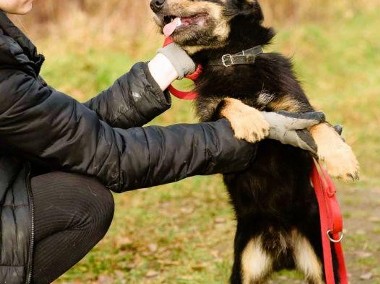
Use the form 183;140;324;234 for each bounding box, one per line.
0;1;324;283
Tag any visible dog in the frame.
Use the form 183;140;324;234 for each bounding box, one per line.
151;0;359;283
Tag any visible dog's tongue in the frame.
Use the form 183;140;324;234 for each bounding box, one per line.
163;17;181;37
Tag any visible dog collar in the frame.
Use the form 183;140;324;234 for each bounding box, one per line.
209;45;263;67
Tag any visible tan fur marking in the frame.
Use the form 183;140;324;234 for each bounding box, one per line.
221;98;270;143
267;96;303;112
292;230;324;284
311;123;359;181
241;237;272;284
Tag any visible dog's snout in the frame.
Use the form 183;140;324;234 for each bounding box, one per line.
150;0;166;13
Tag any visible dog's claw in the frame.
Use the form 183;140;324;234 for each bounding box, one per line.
318;152;359;183
348;172;360;181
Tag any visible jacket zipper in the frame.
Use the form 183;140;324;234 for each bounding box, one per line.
25;163;34;284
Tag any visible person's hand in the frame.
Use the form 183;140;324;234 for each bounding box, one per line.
261;111;326;155
148;43;196;91
157;43;196;79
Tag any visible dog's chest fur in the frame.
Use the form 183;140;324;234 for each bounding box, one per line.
194;53;306;122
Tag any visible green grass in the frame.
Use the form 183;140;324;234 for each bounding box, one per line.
36;7;380;284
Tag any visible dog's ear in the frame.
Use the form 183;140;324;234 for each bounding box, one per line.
251;0;264;22
233;0;264;22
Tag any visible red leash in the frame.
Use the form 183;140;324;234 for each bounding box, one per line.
311;160;348;284
163;37;201;100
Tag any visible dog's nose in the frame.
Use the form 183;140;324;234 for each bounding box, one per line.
150;0;166;13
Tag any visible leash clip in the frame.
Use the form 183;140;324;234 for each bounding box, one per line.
327;230;344;243
222;54;234;67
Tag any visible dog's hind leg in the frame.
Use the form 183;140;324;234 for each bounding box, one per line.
233;236;273;284
292;229;324;284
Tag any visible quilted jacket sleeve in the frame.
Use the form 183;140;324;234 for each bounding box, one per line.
83;62;171;128
0;69;256;192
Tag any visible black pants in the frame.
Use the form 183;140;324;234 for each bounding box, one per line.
31;172;114;284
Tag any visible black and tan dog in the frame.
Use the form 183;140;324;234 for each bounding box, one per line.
151;0;359;283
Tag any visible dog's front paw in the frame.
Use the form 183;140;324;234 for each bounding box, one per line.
318;141;359;182
311;123;359;182
220;98;270;143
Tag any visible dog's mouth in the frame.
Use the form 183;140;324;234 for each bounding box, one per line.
161;13;208;37
152;4;230;53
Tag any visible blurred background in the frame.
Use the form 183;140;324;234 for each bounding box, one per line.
11;0;380;283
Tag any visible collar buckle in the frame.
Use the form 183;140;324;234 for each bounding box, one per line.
222;54;234;67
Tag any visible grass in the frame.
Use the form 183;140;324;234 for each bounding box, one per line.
30;5;380;284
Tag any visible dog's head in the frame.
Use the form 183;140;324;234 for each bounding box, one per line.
150;0;270;54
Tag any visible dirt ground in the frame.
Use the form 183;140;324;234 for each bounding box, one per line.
341;186;380;283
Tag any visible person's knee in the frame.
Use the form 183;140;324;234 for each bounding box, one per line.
34;171;115;238
93;183;115;236
81;177;115;237
45;172;115;236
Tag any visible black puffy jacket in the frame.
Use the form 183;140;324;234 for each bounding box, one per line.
0;11;256;283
